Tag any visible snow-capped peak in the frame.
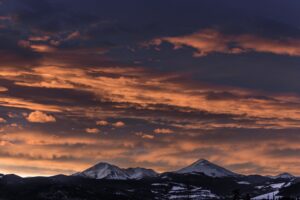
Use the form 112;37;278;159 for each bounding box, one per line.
79;162;129;180
176;159;239;177
272;173;295;179
125;167;158;179
76;162;158;180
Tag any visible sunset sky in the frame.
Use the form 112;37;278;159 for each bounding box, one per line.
1;0;300;177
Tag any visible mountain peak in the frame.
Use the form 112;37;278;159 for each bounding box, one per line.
125;167;158;179
93;162;114;168
176;159;239;177
76;162;158;180
79;162;128;180
193;159;211;165
273;172;295;179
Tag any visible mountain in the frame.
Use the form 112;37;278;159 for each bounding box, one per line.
0;174;24;184
76;162;158;180
77;159;239;180
1;171;296;200
0;173;3;178
77;162;130;180
1;160;299;199
272;172;295;179
125;167;158;179
176;159;239;177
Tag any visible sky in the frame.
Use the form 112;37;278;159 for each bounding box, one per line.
0;0;300;177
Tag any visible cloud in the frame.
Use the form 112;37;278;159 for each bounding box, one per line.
0;16;12;21
154;128;174;134
96;120;109;126
28;36;50;42
18;39;56;53
26;111;56;123
136;132;155;140
66;31;81;40
0;96;63;112
0;86;8;92
85;128;100;134
112;121;125;127
0;129;136;176
1;65;300;130
141;134;154;139
151;29;300;57
0;117;6;123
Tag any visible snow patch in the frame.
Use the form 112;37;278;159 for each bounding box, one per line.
251;191;280;200
237;181;251;185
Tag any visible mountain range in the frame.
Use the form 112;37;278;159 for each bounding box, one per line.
1;159;300;200
74;159;290;180
76;162;158;180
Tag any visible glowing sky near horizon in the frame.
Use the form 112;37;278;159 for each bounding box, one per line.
1;0;300;177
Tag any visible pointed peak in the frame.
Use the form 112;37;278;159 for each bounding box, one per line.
85;162;123;172
76;161;158;180
193;159;211;164
94;162;111;166
189;159;217;167
93;162;117;168
274;172;295;179
176;158;239;177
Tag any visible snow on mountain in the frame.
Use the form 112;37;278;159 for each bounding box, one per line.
125;167;158;179
78;162;129;180
76;162;158;180
176;159;239;177
251;191;280;200
252;181;292;200
165;184;219;199
272;173;295;179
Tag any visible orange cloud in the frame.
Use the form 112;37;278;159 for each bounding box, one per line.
96;120;109;126
151;29;300;57
26;111;56;123
154;128;174;134
18;39;56;53
85;128;100;134
112;121;125;127
0;130;137;176
1;66;300;129
141;134;154;139
0;96;63;112
136;132;155;140
0;86;8;92
1;125;300;176
29;44;56;53
28;36;50;42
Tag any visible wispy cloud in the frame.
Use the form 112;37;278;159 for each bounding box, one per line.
151;29;300;57
85;128;100;134
1;66;300;128
154;128;173;134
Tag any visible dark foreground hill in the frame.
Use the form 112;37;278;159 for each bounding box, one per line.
0;173;299;200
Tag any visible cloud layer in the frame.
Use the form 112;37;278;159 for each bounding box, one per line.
151;29;300;57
